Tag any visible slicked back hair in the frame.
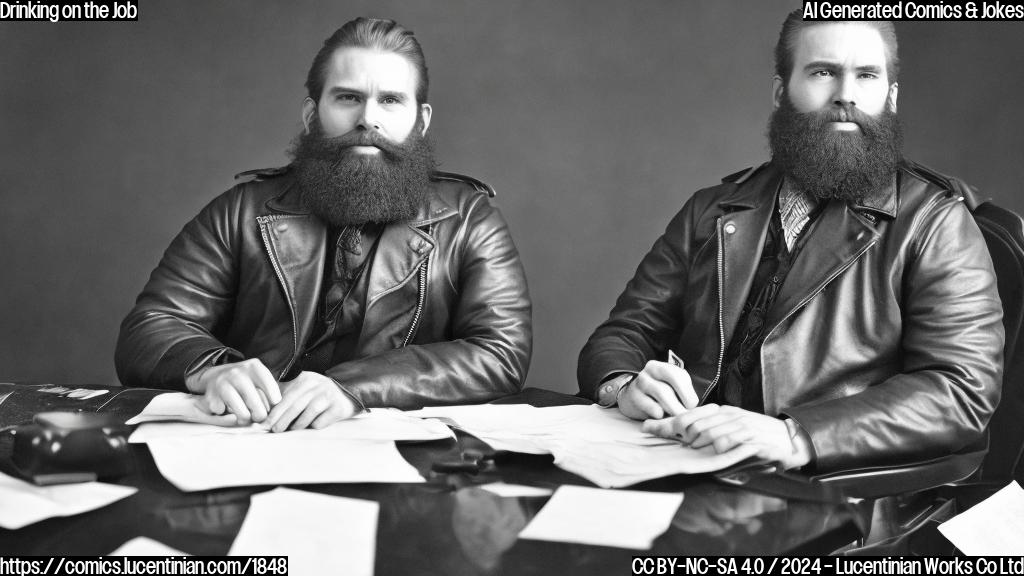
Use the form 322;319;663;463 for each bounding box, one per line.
774;10;899;84
305;17;429;105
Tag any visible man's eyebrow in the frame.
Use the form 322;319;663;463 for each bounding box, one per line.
802;60;883;74
326;86;366;96
378;90;410;101
803;60;840;71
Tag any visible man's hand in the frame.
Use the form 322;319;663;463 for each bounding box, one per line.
186;358;282;425
618;360;699;420
264;371;360;432
642;404;812;470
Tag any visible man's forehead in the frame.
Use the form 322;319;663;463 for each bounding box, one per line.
793;22;888;69
323;46;418;93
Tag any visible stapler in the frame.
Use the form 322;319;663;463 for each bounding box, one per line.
8;411;132;485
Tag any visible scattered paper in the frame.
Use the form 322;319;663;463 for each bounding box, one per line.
478;482;554;498
230;487;378;576
110;536;189;556
146;435;424;491
130;408;452;444
553;441;757;488
0;471;137;530
518;485;683;549
939;481;1024;555
126;392;237;426
405;404;755;487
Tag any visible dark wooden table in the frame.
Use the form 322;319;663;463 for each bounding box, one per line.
0;384;868;573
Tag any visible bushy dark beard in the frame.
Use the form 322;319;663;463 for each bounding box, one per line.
768;95;903;202
288;118;436;227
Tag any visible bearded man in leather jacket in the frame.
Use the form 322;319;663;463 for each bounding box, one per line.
116;18;531;432
578;13;1003;473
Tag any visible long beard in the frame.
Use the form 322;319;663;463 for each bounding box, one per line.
288;119;436;227
768;96;903;202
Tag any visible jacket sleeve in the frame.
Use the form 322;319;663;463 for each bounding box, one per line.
785;199;1004;472
577;196;704;401
326;195;532;409
115;189;244;390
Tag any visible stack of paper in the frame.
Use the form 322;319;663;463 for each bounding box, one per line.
406;404;755;487
229;487;378;576
126;392;238;426
0;471;137;529
147;435;426;491
129;408;452;443
131;396;453;492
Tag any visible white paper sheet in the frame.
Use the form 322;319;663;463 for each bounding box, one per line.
0;471;137;529
146;435;425;491
110;536;189;556
938;481;1024;555
478;482;554;498
518;485;683;549
130;408;452;444
229;487;378;576
405;404;757;487
126;392;238;426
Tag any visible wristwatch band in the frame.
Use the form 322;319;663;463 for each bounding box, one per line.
597;373;637;407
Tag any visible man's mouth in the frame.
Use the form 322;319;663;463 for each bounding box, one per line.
348;145;382;154
828;110;860;131
829;121;860;132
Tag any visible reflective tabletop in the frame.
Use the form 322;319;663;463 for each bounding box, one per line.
0;384;868;573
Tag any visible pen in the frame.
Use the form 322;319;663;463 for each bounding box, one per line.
668;349;683;368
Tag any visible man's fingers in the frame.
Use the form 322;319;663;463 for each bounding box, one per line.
289;396;330;431
235;381;269;423
248;360;282;407
204;395;227;415
690;420;747;449
642;417;674;437
669;403;723;437
627;388;666;419
219;386;252;425
679;411;742;446
634;373;686;416
643;361;699;409
268;394;306;433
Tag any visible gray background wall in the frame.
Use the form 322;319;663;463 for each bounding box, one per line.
1;1;1022;393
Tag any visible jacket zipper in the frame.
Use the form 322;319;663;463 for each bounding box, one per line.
402;224;433;346
257;215;300;379
402;258;428;347
701;217;727;404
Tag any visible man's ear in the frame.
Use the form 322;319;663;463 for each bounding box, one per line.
302;97;317;133
772;76;784;109
888;82;899;113
419;103;432;136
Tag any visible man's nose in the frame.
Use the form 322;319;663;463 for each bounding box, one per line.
356;102;382;131
833;75;857;108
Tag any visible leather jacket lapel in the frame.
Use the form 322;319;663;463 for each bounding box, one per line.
257;213;326;376
763;201;879;333
366;223;434;308
358;192;458;353
717;171;780;354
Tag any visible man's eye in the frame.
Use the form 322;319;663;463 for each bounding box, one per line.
337;94;361;102
381;96;401;105
859;72;879;79
812;70;833;77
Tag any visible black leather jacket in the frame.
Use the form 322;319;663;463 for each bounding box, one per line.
116;170;532;409
579;162;1003;472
